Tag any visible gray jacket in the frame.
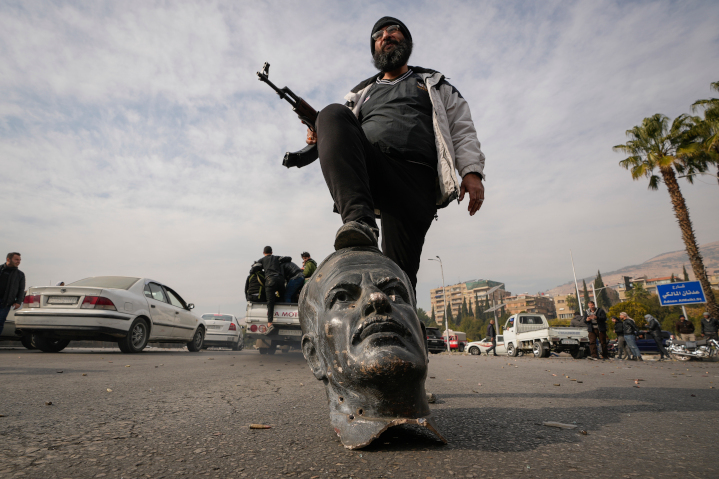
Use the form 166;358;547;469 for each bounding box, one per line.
344;66;485;208
0;264;25;307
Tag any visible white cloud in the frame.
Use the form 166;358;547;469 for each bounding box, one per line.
1;0;718;316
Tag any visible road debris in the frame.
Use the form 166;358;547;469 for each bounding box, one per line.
250;424;272;429
427;393;437;403
542;421;577;429
82;373;87;376
580;430;588;435
553;383;561;386
56;370;63;373
107;388;113;392
45;401;52;406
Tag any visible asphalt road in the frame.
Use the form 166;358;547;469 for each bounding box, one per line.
1;346;718;479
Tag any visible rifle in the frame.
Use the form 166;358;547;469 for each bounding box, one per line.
257;62;319;169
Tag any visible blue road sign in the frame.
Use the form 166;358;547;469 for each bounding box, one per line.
656;281;706;306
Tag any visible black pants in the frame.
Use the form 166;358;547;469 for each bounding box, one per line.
651;331;671;358
487;338;497;356
264;276;285;323
316;104;438;290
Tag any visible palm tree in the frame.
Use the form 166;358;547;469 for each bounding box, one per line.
614;113;719;319
684;81;719;183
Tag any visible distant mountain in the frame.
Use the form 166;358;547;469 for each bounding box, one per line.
546;240;719;295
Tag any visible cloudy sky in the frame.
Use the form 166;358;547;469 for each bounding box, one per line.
1;0;718;317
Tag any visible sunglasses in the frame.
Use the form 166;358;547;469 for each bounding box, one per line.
372;25;401;41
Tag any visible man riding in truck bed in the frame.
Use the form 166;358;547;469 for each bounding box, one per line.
306;16;486;290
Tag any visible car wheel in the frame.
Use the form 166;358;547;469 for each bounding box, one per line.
507;343;517;357
459;344;465;353
118;318;149;353
232;339;241;351
469;346;480;355
266;343;277;355
20;334;36;350
532;341;545;358
676;355;690;361
258;348;268;355
34;335;71;353
187;327;204;352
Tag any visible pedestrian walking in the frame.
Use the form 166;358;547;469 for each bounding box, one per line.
700;312;719;341
675;315;696;341
0;252;25;335
583;301;608;360
612;316;631;360
486;319;498;356
620;312;642;361
644;314;672;360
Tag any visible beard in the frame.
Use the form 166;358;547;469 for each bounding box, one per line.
372;38;413;72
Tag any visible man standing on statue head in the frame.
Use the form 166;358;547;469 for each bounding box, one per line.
306;16;486;291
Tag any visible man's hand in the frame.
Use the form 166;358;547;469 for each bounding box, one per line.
13;303;20;310
306;128;317;145
459;173;484;216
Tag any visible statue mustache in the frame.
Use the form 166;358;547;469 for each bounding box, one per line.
351;315;411;345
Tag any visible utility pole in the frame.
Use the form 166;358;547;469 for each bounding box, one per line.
570;250;583;316
428;256;451;352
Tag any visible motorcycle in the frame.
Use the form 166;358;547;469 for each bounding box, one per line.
667;338;719;361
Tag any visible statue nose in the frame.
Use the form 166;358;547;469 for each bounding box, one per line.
365;291;391;315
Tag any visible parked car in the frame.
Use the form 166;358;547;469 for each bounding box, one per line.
201;313;243;350
425;327;447;354
466;336;508;356
14;276;205;353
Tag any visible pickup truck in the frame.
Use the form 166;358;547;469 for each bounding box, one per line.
244;302;301;354
502;313;589;359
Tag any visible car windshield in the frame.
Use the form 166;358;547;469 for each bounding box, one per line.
68;276;140;290
426;329;442;338
202;314;233;321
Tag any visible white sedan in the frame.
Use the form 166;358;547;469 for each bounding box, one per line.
466;336;509;356
15;276;205;354
201;313;243;350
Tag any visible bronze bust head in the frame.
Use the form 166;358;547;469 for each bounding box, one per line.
299;246;446;449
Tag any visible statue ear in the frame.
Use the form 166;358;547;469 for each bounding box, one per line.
302;334;326;380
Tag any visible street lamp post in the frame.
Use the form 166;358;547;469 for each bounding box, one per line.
428;256;451;352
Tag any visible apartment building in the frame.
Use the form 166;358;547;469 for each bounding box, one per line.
430;279;510;323
617;275;673;300
552;293;575;319
503;293;556;318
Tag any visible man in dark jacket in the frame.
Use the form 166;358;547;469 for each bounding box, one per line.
245;263;266;302
486;319;497;356
0;252;25;335
280;257;305;303
583;301;608;360
306;17;485;291
612;316;631;360
701;312;719;340
676;315;696;341
256;246;285;332
645;314;672;360
621;312;642;361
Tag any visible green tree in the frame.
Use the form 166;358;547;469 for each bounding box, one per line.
684;81;719;177
468;300;474;318
582;279;591;308
431;307;436;327
416;307;431;327
445;305;454;329
615;113;719;319
462;297;469;318
474;297;480;319
670;273;676;283
625;282;651;303
566;293;580;314
683;265;689;281
594;270;611;310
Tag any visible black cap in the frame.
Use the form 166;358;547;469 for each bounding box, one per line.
371;16;412;54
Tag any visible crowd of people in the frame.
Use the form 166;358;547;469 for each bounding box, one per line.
244;247;317;333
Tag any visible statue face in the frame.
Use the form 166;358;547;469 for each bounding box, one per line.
311;251;427;386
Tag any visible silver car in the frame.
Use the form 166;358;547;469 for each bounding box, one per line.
201;313;243;350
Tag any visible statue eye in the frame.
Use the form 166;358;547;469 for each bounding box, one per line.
335;291;350;302
384;286;407;303
328;287;359;309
